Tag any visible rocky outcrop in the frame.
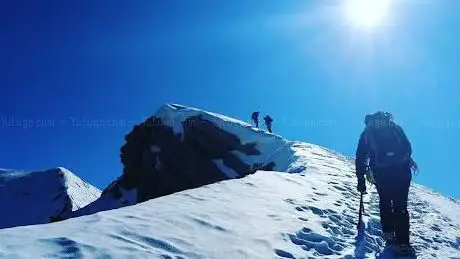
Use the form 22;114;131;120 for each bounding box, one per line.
117;114;274;202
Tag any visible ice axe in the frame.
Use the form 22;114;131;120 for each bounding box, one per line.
357;191;366;229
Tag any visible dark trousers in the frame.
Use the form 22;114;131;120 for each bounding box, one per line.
266;124;272;133
374;163;412;245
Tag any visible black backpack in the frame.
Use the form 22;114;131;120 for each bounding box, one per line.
264;116;273;123
364;112;411;167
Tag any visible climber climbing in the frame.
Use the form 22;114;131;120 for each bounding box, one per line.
355;111;416;256
264;115;273;133
251;111;260;128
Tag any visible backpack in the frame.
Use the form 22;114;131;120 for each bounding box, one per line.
364;112;410;167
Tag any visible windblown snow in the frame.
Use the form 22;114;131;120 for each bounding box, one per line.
0;167;101;229
0;105;459;258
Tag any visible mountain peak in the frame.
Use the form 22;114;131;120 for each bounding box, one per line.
0;167;100;229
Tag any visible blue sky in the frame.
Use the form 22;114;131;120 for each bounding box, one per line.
1;1;459;198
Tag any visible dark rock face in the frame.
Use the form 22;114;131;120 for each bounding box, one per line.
114;115;275;203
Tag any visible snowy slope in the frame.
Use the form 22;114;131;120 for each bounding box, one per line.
0;167;101;229
64;181;137;219
0;143;459;258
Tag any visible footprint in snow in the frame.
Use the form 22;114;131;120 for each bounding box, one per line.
274;249;295;258
430;224;442;232
332;185;348;192
313;192;328;196
39;237;90;259
287;227;343;256
280;205;369;258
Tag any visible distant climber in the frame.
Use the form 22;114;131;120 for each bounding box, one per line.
251;112;260;128
355;111;417;256
264;115;273;133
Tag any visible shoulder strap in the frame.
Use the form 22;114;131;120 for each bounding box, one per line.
364;128;377;152
392;126;404;145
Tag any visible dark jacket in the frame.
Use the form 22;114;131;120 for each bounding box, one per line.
355;124;412;180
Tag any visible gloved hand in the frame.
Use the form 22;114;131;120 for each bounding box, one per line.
357;177;366;193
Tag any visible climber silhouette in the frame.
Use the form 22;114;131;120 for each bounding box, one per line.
355;111;416;256
251;112;260;128
264;115;273;133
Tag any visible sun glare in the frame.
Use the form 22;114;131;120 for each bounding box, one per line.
345;0;390;28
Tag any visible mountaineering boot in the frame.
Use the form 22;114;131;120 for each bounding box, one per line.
394;244;415;256
383;232;396;245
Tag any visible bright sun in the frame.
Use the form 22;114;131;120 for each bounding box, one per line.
345;0;390;28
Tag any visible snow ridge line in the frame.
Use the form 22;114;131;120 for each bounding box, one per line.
251;141;294;172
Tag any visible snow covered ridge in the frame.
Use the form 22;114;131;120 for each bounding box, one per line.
68;104;295;218
1;105;459;257
0;144;459;258
0;167;100;229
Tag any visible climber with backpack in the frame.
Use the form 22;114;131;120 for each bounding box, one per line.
355;111;417;256
264;115;273;133
251;112;260;128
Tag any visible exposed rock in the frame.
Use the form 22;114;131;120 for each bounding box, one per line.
117;114;272;202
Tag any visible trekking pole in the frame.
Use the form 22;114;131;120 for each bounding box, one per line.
357;192;364;229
